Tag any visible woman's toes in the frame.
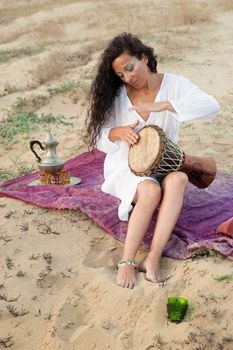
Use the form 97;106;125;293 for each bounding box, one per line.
125;277;132;289
116;265;136;288
132;280;136;288
117;280;123;287
128;278;135;289
116;274;125;286
124;280;130;288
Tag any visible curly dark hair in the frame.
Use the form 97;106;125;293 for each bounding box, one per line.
86;32;158;149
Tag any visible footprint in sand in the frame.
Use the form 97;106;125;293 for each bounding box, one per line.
82;239;121;269
164;275;187;295
54;293;89;342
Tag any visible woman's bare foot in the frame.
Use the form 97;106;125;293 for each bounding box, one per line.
116;265;136;289
138;254;167;283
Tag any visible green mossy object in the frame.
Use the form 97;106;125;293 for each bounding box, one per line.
167;297;188;323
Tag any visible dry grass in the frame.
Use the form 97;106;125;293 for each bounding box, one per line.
0;20;64;46
154;32;184;62
91;1;213;37
98;2;163;35
217;0;233;11
34;21;64;46
0;0;77;24
33;48;69;86
164;0;214;27
0;29;27;46
0;82;18;96
84;39;108;56
0;1;213;49
66;51;92;70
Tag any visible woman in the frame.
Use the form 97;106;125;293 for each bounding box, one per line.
86;33;220;289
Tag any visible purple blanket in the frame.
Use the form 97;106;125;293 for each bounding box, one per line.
1;150;233;259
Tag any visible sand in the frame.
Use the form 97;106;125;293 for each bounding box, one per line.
0;1;233;349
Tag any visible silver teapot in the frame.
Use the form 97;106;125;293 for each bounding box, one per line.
30;131;65;174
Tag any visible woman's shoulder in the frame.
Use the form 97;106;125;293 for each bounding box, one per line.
164;73;188;83
163;73;195;92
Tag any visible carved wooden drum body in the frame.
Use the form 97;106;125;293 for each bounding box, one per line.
128;125;216;189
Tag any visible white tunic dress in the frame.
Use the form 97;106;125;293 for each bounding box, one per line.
96;73;220;221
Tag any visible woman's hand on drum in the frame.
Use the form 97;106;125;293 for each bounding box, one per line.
108;120;139;146
129;101;175;113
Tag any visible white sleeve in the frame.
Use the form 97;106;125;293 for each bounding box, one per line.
95;105;120;154
168;77;220;122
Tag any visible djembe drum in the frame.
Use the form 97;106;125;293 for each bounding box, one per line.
128;125;216;189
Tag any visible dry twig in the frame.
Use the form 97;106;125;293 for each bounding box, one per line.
6;305;29;317
0;336;14;348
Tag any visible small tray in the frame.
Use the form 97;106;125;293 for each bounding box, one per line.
27;176;81;186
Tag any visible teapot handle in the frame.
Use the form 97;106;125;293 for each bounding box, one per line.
29;140;45;162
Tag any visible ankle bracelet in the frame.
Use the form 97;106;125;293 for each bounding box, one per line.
117;259;137;270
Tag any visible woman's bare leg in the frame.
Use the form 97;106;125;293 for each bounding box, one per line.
140;172;188;283
117;180;161;288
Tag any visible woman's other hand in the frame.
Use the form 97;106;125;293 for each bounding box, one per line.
108;120;139;146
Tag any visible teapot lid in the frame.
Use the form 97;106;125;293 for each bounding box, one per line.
44;131;58;146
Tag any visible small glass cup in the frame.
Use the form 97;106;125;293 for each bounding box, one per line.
167;297;188;323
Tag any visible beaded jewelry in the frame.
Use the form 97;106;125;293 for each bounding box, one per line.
117;259;137;270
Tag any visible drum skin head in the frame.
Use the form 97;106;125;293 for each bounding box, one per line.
128;126;161;174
